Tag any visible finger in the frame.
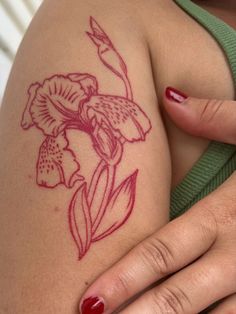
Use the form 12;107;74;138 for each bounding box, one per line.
209;294;236;313
120;251;236;314
80;203;217;314
163;86;236;145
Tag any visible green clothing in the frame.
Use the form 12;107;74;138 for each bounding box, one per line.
170;0;236;220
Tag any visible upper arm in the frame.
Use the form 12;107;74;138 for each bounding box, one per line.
0;0;171;312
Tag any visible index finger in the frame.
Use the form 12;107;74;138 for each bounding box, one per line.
80;204;217;314
164;88;236;145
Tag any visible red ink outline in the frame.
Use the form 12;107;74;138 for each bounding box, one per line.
87;16;133;100
21;17;152;260
92;169;138;242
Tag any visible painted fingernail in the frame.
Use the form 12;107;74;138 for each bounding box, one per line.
165;86;188;103
81;296;105;314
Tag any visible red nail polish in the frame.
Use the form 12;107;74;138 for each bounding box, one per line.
165;86;188;103
81;296;105;314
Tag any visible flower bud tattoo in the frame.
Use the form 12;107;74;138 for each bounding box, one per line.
21;17;152;260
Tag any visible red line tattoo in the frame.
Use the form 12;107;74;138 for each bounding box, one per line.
21;17;152;260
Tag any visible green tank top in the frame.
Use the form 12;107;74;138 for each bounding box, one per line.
170;0;236;220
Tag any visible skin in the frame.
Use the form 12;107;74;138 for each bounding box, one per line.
79;1;236;313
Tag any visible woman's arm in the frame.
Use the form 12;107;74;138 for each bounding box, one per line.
0;0;171;313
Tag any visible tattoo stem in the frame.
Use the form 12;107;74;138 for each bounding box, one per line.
92;164;116;234
87;159;107;206
123;75;133;101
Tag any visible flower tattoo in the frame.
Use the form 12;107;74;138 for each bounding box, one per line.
21;17;152;259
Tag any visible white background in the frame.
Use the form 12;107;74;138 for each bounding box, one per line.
0;0;42;103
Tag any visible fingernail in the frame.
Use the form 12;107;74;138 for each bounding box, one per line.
81;296;105;314
165;87;188;103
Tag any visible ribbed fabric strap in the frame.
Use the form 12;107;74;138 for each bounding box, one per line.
170;0;236;219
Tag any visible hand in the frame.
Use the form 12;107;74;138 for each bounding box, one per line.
79;87;236;314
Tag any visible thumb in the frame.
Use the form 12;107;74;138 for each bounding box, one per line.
163;86;236;145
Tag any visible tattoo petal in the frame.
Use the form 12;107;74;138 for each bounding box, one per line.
85;95;152;142
37;132;81;188
30;75;88;136
21;83;40;129
68;73;98;97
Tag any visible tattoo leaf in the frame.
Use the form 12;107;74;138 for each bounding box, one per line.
92;170;138;242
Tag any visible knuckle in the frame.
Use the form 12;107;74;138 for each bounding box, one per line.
151;286;190;314
138;237;174;276
198;99;223;124
114;270;133;296
196;183;236;232
196;206;218;239
205;183;236;228
217;208;236;228
193;265;214;286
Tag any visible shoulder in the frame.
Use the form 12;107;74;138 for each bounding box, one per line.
38;0;175;40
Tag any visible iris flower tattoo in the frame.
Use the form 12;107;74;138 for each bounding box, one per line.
21;17;152;259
